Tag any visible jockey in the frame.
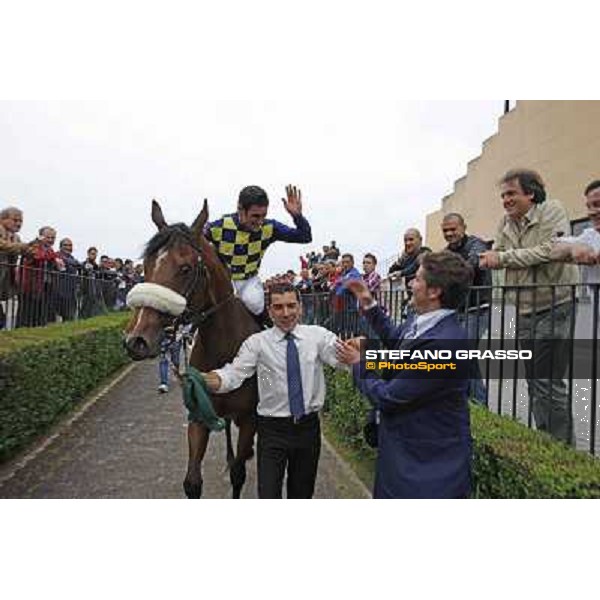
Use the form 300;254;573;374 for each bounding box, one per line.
205;184;312;323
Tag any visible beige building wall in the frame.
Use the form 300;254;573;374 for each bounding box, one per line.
425;101;600;250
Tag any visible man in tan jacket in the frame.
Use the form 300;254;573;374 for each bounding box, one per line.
0;206;32;329
480;169;578;444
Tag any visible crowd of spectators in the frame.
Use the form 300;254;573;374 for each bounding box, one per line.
0;205;144;329
262;240;386;335
265;229;441;329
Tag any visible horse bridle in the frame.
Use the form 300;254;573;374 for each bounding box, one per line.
168;241;235;332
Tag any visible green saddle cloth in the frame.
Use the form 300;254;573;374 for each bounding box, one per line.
183;365;226;432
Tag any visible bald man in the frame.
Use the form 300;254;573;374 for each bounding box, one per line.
388;227;431;290
0;206;32;328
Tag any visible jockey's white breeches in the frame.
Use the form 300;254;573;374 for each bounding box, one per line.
233;275;264;315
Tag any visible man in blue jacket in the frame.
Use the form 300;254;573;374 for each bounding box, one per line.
336;251;473;499
333;253;362;336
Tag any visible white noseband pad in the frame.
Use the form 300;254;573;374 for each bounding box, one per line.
126;283;187;316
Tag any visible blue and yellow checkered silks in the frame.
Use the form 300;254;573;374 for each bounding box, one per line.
207;215;275;281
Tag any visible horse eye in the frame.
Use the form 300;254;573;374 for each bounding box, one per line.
179;265;192;276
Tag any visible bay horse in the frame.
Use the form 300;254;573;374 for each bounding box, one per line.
124;199;260;498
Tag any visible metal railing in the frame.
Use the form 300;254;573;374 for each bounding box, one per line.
0;261;136;330
298;282;600;456
3;260;599;455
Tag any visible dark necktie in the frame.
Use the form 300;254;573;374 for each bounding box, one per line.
285;332;305;419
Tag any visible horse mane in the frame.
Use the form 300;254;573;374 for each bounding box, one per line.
143;218;239;301
143;223;196;259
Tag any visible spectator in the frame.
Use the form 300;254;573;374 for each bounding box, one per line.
328;240;340;260
80;246;104;318
480;168;579;444
133;263;145;284
550;180;600;283
295;268;314;294
99;255;118;310
296;268;315;324
442;212;491;405
56;237;81;321
311;264;329;293
201;283;349;499
388;227;431;290
114;257;130;311
0;206;31;329
323;243;339;261
122;260;137;301
336;251;473;498
362;253;382;298
286;269;298;285
157;325;187;393
334;253;362;335
324;259;338;290
361;253;382;339
17;226;61;327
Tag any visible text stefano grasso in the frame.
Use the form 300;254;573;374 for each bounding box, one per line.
363;349;533;361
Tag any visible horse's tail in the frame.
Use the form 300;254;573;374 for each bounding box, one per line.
224;418;235;471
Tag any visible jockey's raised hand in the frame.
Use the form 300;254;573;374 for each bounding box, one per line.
282;184;303;217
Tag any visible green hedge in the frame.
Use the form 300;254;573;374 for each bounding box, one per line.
0;314;131;462
323;367;600;498
471;406;600;498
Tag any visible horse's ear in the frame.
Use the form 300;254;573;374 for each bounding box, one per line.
151;199;168;231
191;199;209;240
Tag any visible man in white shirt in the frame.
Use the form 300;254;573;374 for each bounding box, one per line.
551;180;600;284
202;282;347;499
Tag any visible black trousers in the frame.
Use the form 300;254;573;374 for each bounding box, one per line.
257;413;321;499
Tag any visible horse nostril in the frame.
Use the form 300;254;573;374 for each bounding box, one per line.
126;336;150;360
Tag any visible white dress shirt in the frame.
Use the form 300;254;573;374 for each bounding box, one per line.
214;324;346;417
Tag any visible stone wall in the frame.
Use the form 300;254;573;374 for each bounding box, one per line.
425;101;600;249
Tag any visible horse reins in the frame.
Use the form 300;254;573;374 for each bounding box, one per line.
171;241;235;331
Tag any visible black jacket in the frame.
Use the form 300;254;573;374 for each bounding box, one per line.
446;234;492;307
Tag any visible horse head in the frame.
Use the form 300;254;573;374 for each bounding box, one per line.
124;198;230;360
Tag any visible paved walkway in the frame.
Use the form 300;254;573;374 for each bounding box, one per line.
0;361;370;499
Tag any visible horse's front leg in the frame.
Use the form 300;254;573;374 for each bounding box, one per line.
184;421;210;499
230;416;256;499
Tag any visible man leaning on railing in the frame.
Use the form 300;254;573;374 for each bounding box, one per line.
550;180;600;285
442;212;491;406
0;206;33;329
479;168;579;445
16;226;64;328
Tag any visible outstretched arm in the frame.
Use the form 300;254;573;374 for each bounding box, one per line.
345;279;407;342
204;335;260;393
336;338;465;410
550;242;599;265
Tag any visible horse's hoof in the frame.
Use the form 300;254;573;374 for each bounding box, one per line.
183;478;203;499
